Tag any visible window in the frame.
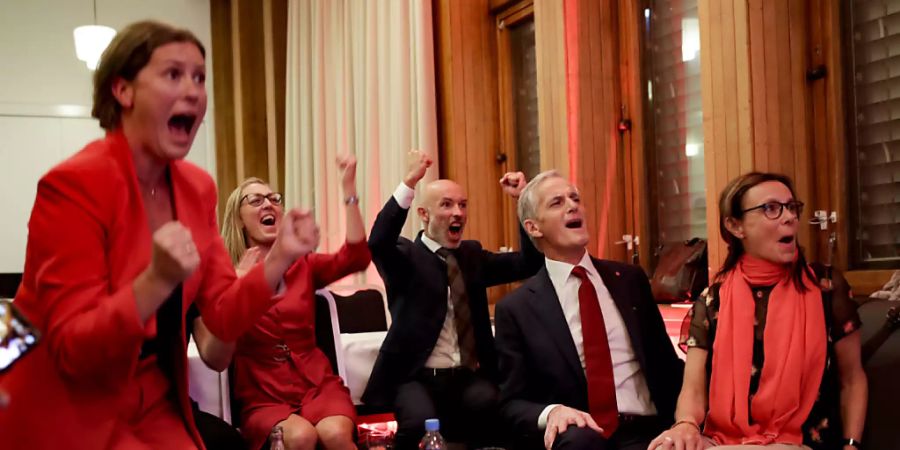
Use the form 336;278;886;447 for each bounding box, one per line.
643;0;707;253
845;0;900;269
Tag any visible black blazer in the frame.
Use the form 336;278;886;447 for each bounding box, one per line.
494;257;684;443
362;196;543;407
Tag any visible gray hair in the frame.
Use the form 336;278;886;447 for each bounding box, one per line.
517;170;564;227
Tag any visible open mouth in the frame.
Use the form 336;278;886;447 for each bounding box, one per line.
565;218;583;229
260;214;276;226
778;235;795;244
168;114;197;137
448;223;463;235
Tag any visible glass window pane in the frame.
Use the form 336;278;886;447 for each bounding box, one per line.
644;0;707;252
509;18;540;180
847;0;900;269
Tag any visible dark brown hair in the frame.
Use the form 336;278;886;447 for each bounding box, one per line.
91;20;205;130
716;171;814;291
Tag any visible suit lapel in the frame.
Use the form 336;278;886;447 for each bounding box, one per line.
525;268;586;383
593;259;648;370
169;163;205;317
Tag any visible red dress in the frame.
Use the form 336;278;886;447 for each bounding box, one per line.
233;240;371;449
0;130;278;449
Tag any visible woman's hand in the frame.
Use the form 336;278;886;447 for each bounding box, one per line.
235;246;265;278
270;209;320;263
647;422;704;450
263;208;320;289
148;222;201;287
337;154;358;196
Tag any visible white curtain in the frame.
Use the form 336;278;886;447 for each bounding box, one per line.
284;0;439;283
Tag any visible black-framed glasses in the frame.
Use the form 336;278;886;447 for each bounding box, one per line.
240;192;284;207
741;200;804;220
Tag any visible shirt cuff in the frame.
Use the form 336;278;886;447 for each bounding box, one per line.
393;182;416;209
538;404;561;429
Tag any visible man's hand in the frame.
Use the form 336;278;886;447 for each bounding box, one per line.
500;171;527;199
403;149;433;189
544;405;604;450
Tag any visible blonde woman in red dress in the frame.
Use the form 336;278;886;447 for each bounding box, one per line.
220;156;371;450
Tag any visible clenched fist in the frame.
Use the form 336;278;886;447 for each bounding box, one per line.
149;222;201;285
500;171;527;199
270;208;320;263
403;149;433;189
337;154;358;195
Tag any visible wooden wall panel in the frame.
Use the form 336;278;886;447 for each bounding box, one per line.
563;0;628;261
534;0;569;178
698;0;754;271
434;0;505;255
210;0;287;219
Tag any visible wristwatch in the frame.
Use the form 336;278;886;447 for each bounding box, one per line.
843;438;862;448
344;194;359;205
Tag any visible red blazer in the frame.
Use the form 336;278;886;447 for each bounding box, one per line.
0;130;276;449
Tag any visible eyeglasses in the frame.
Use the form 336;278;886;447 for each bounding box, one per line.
741;200;804;220
240;192;284;207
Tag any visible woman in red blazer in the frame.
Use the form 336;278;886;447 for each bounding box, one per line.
220;158;370;450
0;21;320;449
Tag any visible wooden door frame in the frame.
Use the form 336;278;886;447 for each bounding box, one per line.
496;0;535;254
807;0;896;294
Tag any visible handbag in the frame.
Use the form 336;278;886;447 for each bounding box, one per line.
650;238;708;303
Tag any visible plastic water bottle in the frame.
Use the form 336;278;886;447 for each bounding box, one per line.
418;418;446;450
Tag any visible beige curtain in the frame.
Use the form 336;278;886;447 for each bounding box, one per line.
284;0;439;283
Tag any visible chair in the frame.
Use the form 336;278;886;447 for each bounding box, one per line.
857;299;900;449
314;285;390;408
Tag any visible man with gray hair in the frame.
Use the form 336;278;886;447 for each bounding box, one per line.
495;171;684;450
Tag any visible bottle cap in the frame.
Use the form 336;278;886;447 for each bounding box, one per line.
425;418;440;432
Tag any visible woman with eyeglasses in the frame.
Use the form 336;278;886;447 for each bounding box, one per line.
0;21;320;449
219;158;370;450
648;172;867;450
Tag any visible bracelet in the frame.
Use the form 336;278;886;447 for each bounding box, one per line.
842;438;862;448
671;420;701;432
344;195;359;205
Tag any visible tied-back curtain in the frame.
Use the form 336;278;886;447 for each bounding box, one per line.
285;0;439;282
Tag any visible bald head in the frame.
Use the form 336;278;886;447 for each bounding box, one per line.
417;179;468;249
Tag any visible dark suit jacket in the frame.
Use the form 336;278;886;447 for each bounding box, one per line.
362;196;543;407
494;257;684;444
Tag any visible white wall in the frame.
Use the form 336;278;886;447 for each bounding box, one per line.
0;0;217;273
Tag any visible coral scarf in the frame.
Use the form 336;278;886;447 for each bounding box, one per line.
705;254;826;445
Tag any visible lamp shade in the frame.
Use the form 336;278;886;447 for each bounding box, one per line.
73;25;116;70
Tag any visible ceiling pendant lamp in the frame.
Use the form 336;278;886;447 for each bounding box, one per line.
73;0;116;70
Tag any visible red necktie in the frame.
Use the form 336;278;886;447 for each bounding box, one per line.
571;266;618;437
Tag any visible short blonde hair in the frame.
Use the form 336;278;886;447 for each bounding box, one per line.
221;177;267;266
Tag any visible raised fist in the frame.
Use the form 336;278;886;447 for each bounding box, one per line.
500;171;527;199
149;221;201;285
403;149;433;188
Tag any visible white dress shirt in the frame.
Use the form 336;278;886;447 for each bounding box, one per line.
537;251;656;428
392;183;462;369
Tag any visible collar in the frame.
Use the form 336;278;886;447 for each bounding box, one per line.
545;249;598;288
420;233;442;254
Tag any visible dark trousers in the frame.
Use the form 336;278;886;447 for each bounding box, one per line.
191;401;246;450
393;368;503;450
549;415;664;450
